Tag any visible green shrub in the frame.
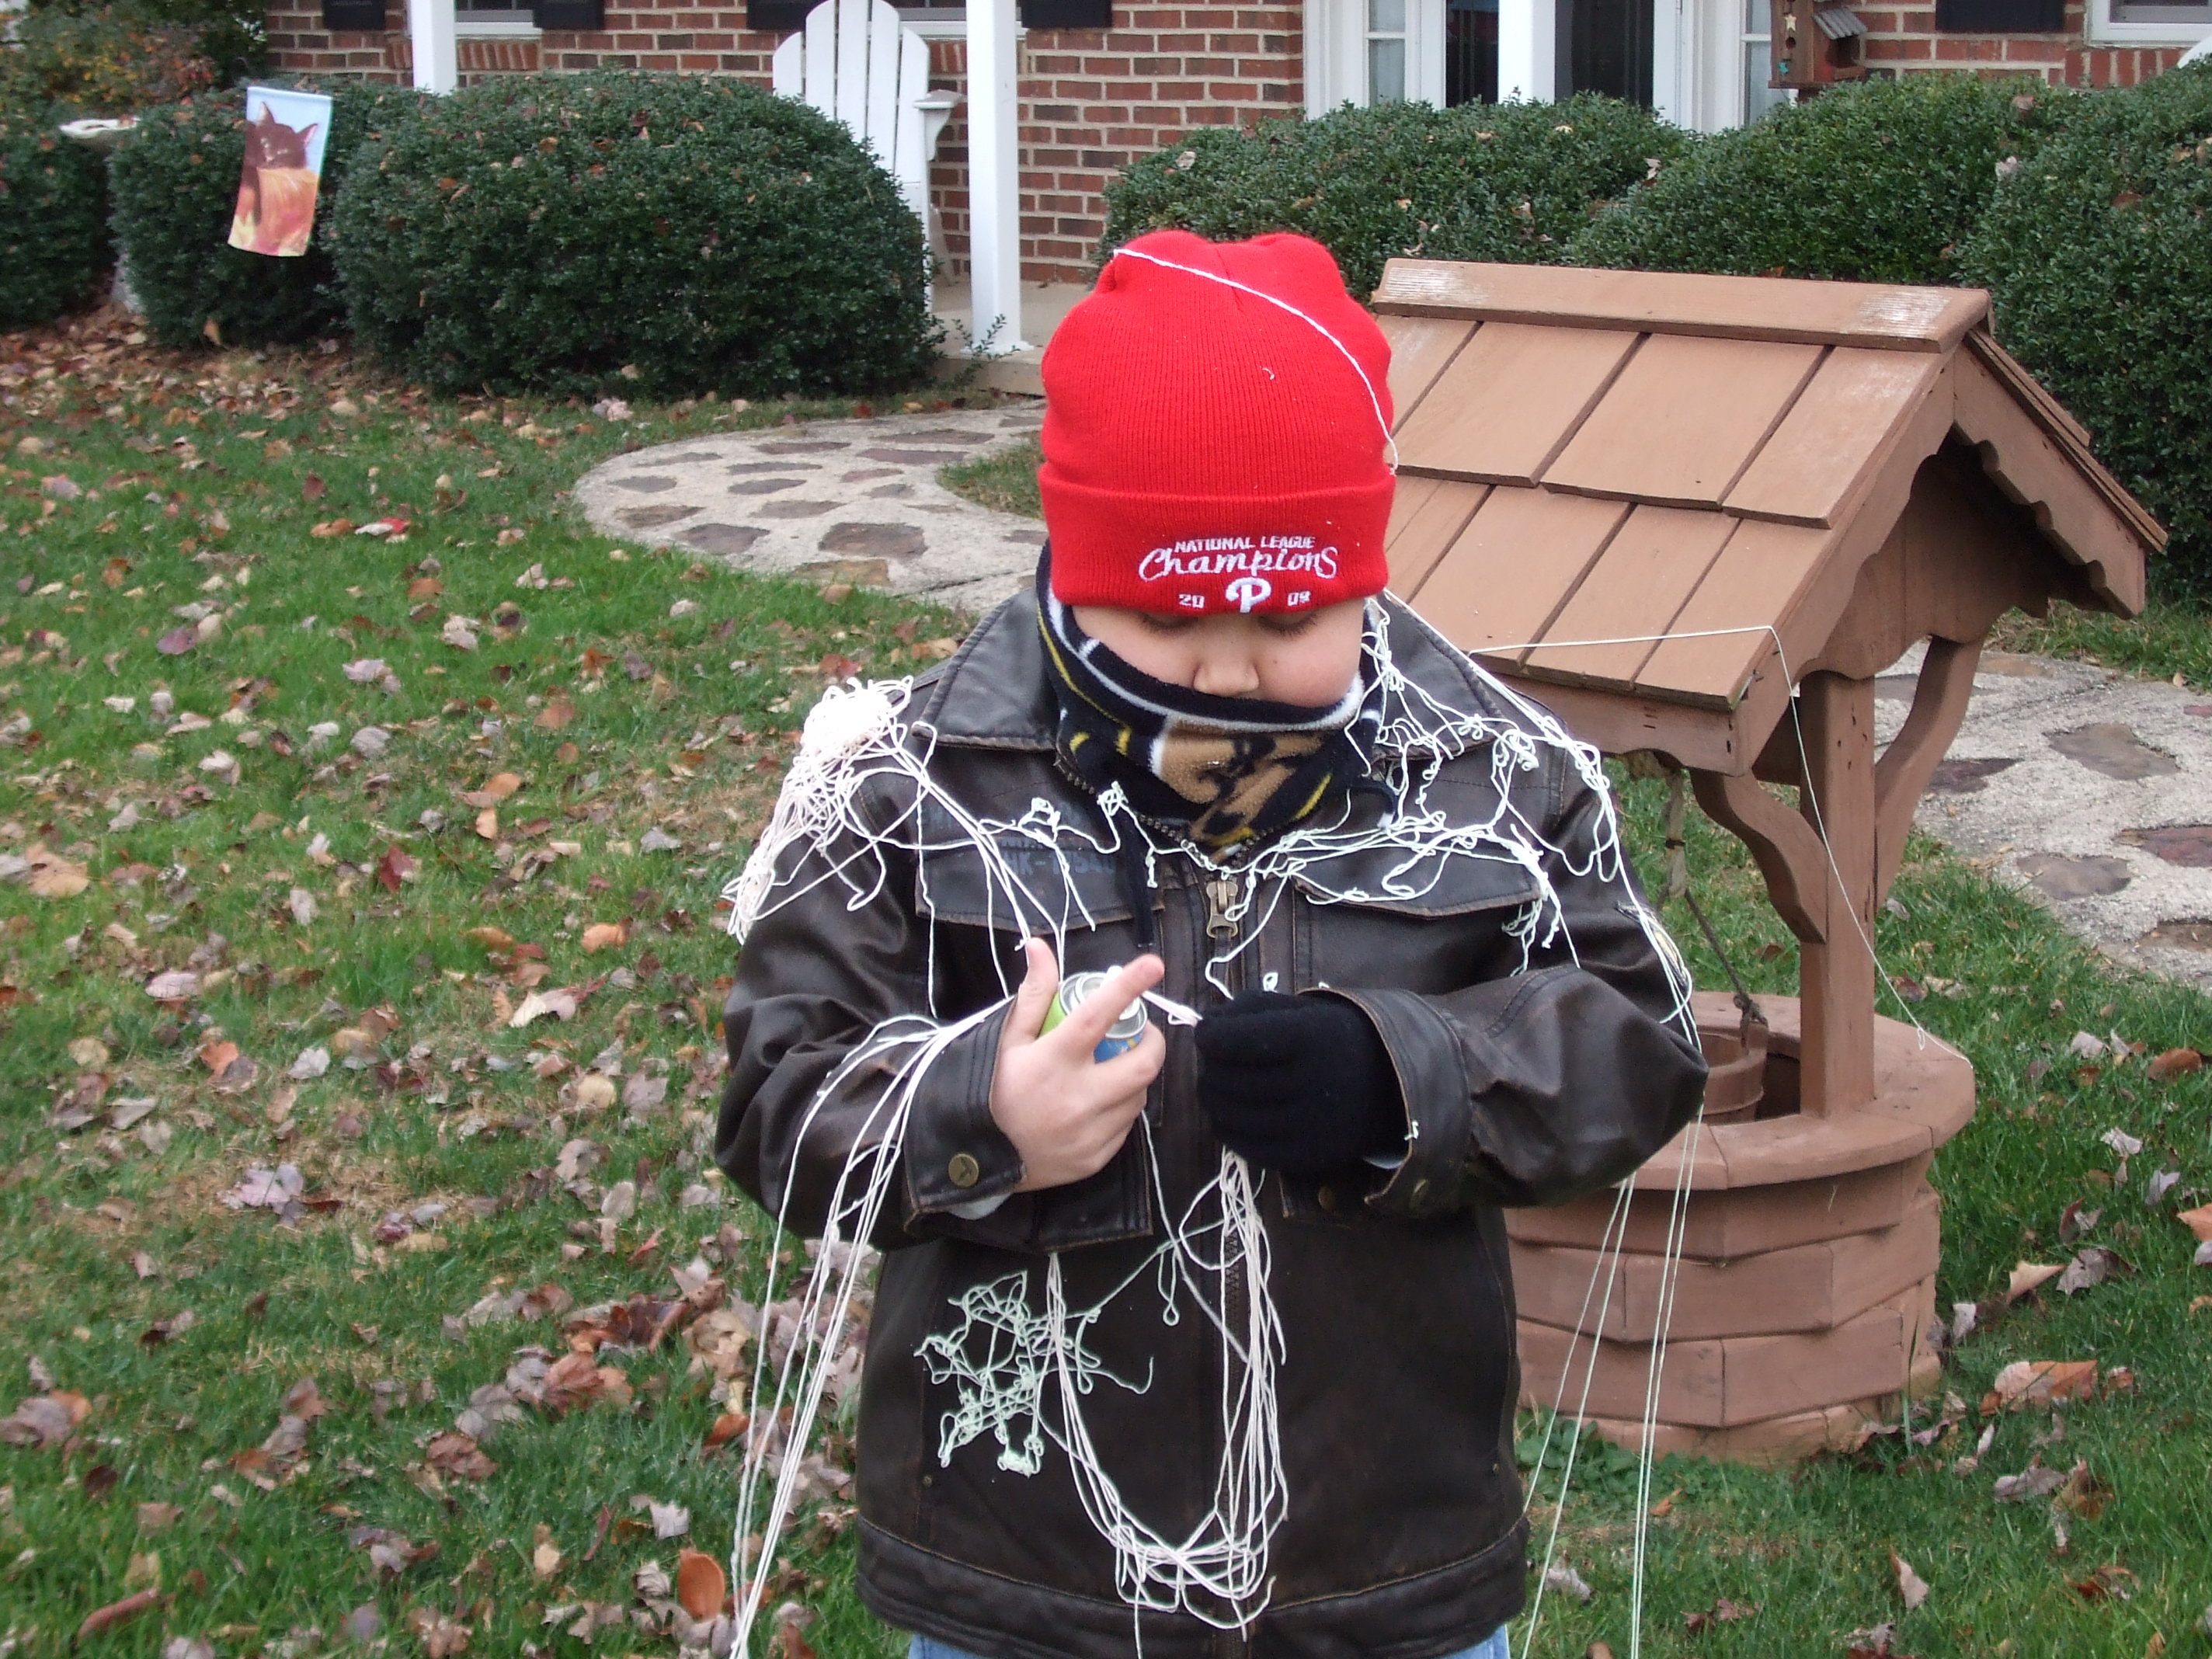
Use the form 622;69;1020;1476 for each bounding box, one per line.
1962;64;2212;597
0;4;217;122
1570;75;2068;284
1101;96;1692;297
329;72;938;398
0;104;112;328
96;0;270;87
110;82;419;350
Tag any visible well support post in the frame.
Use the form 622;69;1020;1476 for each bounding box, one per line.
1796;670;1878;1116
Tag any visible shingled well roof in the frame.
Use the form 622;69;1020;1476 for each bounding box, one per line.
1375;260;2162;736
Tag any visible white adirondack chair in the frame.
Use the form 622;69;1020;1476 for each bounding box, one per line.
772;0;959;249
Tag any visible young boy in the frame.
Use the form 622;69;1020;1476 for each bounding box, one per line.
718;229;1707;1659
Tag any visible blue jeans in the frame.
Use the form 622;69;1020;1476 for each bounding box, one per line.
912;1628;1511;1659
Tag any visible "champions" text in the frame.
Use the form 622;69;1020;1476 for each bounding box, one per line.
1136;535;1340;584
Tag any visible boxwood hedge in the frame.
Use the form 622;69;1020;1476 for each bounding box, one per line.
0;106;112;329
1101;95;1692;297
329;72;939;398
109;82;419;350
1962;64;2212;596
1568;74;2071;284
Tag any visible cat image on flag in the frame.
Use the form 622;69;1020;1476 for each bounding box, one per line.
228;86;333;258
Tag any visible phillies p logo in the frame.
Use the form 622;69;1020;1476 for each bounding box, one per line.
1225;576;1272;613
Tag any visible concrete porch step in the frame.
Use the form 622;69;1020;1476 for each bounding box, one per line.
930;280;1090;398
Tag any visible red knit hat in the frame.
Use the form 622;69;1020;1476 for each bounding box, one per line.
1039;230;1396;617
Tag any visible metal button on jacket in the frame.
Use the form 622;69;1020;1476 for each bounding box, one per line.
947;1152;982;1189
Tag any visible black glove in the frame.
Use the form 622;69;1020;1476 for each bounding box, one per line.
1195;991;1407;1177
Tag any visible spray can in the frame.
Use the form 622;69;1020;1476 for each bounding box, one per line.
1041;969;1150;1062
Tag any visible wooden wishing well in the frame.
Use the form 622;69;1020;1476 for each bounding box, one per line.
1375;260;2162;1462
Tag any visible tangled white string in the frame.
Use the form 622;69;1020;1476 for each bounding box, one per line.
718;604;1697;1654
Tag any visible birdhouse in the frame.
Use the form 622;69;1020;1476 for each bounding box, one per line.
1770;0;1868;88
1373;260;2161;1462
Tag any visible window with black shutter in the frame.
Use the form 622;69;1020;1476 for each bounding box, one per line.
1933;0;2064;29
533;0;606;26
322;0;388;30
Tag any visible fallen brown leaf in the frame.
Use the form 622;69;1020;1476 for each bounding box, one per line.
535;697;577;731
0;1388;89;1449
24;843;89;899
408;1606;471;1656
1984;1359;2099;1414
2006;1261;2064;1303
2177;1204;2212;1243
284;1376;332;1420
76;1589;168;1640
1683;1598;1757;1633
771;1606;819;1659
2148;1046;2203;1081
581;920;630;954
676;1547;728;1619
2054;1459;2113;1520
2071;1563;2139;1602
425;1429;497;1482
1892;1549;1930;1610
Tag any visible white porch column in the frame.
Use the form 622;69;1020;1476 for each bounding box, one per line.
965;0;1028;352
409;0;457;94
1495;0;1556;101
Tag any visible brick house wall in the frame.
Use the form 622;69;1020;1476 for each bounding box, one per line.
269;0;2193;284
1859;0;2188;83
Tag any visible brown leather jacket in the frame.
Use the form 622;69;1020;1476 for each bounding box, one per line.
718;590;1707;1659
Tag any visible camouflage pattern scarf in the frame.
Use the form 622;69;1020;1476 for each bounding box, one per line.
1036;551;1385;854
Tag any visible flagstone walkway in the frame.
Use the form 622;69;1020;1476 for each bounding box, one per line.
580;413;2212;996
1878;645;2212;993
572;405;1046;617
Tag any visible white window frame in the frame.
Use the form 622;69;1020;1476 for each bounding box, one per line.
896;8;1028;39
2086;0;2211;45
452;5;540;36
1306;0;1445;113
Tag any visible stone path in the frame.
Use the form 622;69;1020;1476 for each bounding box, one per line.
572;406;1045;616
579;415;2212;994
1880;644;2212;991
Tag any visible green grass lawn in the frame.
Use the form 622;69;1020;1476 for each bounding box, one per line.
937;436;1041;522
1995;598;2212;689
2;311;2208;1659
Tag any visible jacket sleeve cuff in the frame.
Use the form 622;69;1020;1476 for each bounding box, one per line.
1323;986;1475;1220
899;1006;1028;1219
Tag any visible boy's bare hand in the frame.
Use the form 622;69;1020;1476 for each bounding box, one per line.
991;940;1166;1193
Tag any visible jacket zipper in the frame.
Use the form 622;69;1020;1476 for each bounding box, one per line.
1203;874;1253;1532
1204;876;1240;941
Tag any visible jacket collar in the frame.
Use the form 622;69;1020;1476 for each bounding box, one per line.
913;587;1504;760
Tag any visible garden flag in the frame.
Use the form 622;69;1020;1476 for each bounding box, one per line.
228;86;333;259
